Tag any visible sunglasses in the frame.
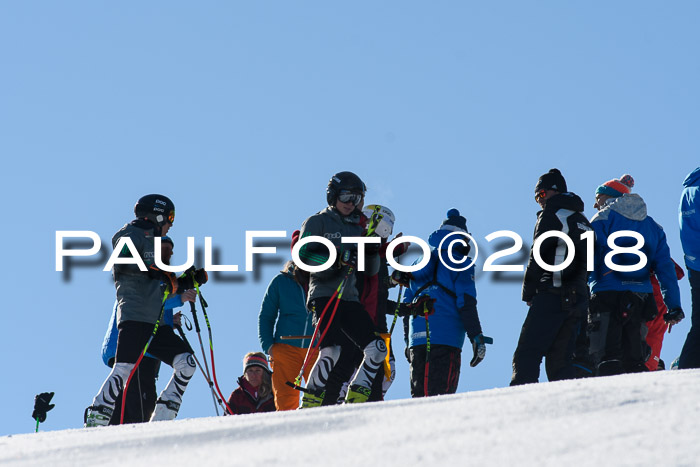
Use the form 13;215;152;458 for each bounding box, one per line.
535;189;547;203
337;191;363;206
168;210;175;224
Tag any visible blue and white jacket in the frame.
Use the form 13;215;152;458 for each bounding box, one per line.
405;228;482;349
680;167;700;272
589;193;681;310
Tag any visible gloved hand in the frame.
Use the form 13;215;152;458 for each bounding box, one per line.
469;334;493;367
194;268;208;285
408;295;436;317
177;267;208;290
32;392;55;423
339;249;358;270
389;233;409;257
390;270;412;288
664;308;685;325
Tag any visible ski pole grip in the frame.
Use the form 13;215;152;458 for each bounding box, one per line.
190;302;202;332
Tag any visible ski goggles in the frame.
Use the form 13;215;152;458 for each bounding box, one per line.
337;191;363;206
535;189;547;203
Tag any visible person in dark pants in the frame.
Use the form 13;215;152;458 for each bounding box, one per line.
102;236;196;424
85;194;206;427
322;204;403;404
511;169;592;386
678;167;700;369
587;174;683;376
297;171;385;407
405;209;490;397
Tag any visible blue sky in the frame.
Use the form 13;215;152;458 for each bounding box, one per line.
2;2;698;435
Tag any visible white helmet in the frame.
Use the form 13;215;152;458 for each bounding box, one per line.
363;204;395;238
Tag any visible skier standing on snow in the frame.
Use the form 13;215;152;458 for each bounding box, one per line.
587;175;683;376
511;169;592;385
405;209;490;397
101;235;196;424
258;230;314;411
323;205;403;404
297;171;386;407
226;352;275;415
678;167;700;369
85;194;206;426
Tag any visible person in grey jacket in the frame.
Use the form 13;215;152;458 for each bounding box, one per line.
297;171;386;407
85;194;205;427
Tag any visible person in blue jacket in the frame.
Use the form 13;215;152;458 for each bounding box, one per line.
588;174;684;376
404;209;491;397
101;236;195;424
258;231;314;411
678;167;700;369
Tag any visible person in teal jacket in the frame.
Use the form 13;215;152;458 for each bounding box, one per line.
258;241;314;411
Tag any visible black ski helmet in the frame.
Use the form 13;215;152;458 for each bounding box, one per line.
326;171;366;206
134;194;175;227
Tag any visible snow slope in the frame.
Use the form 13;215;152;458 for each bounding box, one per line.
3;369;698;466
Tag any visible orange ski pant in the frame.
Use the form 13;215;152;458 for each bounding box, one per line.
269;343;313;411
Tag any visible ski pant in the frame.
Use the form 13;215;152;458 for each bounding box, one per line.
322;333;395;405
91;321;194;419
679;268;700;369
409;344;461;397
510;288;586;386
644;308;668;371
269;343;311;411
588;290;655;376
306;297;386;394
109;357;160;424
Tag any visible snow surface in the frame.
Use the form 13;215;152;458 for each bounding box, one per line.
2;369;698;466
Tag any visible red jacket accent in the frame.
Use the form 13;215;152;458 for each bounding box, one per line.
226;377;275;415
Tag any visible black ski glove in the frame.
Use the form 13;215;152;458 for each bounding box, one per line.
194;268;208;285
469;334;493;367
664;308;685;325
408;295;436;317
32;392;55;423
178;267;208;290
390;270;412;288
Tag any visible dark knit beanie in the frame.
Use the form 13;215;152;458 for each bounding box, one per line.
535;168;567;193
595;174;634;198
243;352;271;373
440;208;467;233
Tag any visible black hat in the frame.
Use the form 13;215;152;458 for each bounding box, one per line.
535;168;567;193
326;171;366;206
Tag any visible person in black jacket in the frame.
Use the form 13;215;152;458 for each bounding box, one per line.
510;169;593;385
